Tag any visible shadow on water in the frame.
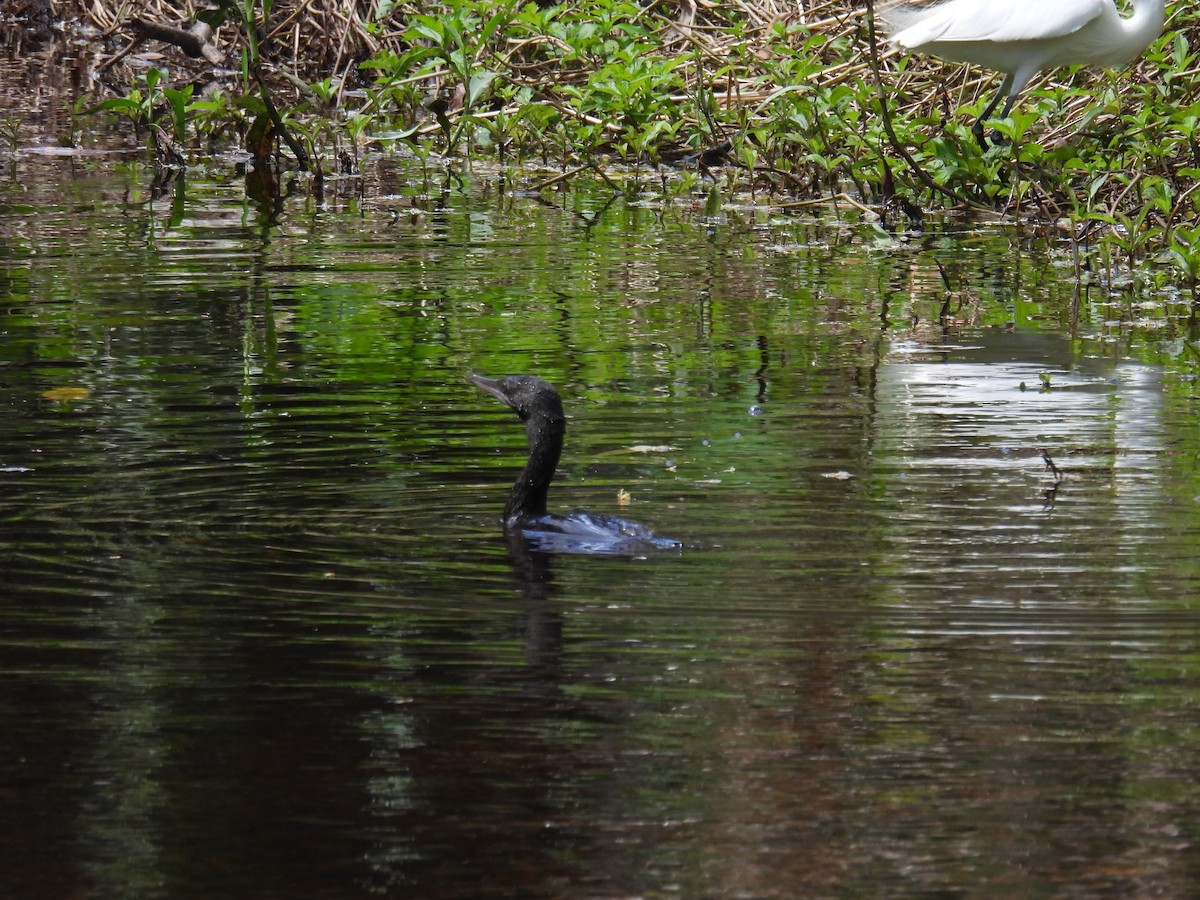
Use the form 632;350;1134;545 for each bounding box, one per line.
2;156;1200;897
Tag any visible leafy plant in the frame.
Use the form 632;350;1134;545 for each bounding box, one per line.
87;68;166;133
1163;224;1200;300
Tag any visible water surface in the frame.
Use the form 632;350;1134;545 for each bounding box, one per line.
2;156;1200;897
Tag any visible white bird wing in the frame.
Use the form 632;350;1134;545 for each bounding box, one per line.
886;0;1108;47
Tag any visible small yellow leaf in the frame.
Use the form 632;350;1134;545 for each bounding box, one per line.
42;387;90;402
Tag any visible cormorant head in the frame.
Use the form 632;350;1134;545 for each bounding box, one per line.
468;373;566;430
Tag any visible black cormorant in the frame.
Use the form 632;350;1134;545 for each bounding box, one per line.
468;373;682;555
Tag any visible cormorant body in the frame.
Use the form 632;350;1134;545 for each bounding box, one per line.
469;373;681;555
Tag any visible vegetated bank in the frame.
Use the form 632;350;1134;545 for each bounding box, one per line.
4;0;1200;294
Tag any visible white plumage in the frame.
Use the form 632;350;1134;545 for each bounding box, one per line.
880;0;1166;146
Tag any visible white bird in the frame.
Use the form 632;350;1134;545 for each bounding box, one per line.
880;0;1166;147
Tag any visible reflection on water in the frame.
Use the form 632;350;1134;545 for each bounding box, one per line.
2;157;1200;897
877;330;1166;598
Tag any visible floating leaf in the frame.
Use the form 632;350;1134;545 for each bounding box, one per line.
42;386;90;402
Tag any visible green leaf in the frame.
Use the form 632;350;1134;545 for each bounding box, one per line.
85;97;145;115
467;70;498;109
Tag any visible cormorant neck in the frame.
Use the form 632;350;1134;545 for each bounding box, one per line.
503;410;565;530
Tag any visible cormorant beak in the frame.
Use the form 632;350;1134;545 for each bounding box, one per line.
467;372;513;407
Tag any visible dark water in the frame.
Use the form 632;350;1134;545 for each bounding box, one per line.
3;156;1200;897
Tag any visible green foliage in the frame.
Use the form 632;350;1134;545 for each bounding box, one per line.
160;84;194;143
71;0;1200;282
86;68;192;142
1163;224;1200;297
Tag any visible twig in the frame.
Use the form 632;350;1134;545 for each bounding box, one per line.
1040;449;1064;483
252;61;311;171
529;165;591;192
